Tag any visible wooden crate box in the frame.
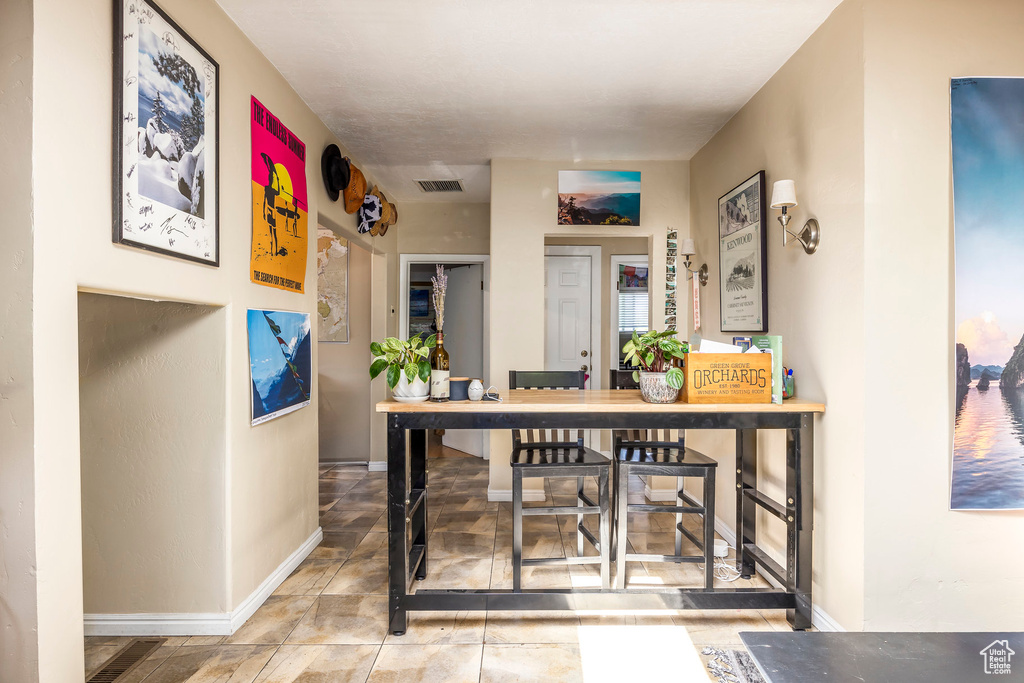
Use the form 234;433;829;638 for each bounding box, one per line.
681;353;772;404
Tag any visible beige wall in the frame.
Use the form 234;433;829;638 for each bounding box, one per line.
489;159;688;495
688;0;866;630
27;0;396;675
861;0;1024;630
79;294;226;614
397;202;490;255
319;241;372;462
0;0;37;680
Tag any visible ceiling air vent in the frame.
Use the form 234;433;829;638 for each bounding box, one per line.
415;179;465;193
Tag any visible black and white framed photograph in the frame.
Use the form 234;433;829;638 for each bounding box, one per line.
718;171;768;332
114;0;219;265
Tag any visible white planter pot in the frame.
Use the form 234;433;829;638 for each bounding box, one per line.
392;373;430;403
638;371;680;404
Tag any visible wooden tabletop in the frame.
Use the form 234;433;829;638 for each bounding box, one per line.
376;390;825;414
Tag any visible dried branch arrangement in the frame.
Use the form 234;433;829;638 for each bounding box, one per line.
431;264;448;331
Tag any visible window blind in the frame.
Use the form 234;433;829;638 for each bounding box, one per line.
618;290;648;332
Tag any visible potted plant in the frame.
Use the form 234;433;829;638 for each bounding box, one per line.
370;334;437;403
622;330;689;403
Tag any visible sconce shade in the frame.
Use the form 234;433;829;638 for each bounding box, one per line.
680;238;696;256
770;179;798;209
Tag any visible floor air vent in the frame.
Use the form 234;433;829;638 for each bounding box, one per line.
86;638;166;683
414;179;464;193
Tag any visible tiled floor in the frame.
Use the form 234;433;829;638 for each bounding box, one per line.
85;445;788;682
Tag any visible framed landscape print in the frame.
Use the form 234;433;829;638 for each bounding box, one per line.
114;0;219;265
557;170;641;226
718;171;768;333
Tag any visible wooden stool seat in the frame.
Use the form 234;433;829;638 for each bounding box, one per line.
509;371;612;591
613;431;717;590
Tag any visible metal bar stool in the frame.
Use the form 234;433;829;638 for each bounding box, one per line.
509;370;611;591
612;430;717;590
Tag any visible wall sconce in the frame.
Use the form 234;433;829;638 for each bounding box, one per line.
770;180;820;254
680;238;708;286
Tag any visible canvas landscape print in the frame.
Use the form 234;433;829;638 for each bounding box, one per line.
248;309;312;425
952;77;1024;510
115;0;218;264
558;171;640;225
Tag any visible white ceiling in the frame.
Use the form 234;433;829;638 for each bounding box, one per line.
216;0;842;203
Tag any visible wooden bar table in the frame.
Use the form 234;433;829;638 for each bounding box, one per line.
376;390;825;636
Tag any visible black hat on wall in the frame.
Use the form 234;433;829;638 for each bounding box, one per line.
321;144;351;202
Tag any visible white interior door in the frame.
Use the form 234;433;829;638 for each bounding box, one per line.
544;255;593;386
440;264;485;457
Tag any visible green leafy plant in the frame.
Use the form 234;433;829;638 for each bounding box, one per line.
622;330;689;389
369;334;436;390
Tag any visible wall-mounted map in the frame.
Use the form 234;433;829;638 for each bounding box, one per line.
316;227;349;343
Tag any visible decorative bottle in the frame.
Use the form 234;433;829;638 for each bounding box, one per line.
430;331;450;402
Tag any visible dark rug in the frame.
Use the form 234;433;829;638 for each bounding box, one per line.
701;646;767;683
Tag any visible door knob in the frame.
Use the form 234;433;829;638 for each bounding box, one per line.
581;350;589;357
581;365;589;372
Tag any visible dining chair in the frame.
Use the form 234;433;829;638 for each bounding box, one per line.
508;370;611;590
612;429;717;590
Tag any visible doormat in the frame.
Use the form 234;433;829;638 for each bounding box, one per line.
701;646;766;683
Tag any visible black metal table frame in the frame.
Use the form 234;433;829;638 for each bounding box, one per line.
386;409;814;635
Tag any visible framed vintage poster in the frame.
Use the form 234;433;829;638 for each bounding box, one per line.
113;0;219;265
718;171;768;332
251;97;308;292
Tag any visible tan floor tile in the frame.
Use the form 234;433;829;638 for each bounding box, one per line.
383;611;486;645
367;643;483;683
114;644;182;683
370;514;389;533
489;556;574;590
286;595;389;645
85;643;129;678
123;645;219;683
225;596;315;645
272;559;343;596
335;491;387;510
432;510;498;534
484;611;581;644
320;510;382;531
321;467;369;480
318;496;340;512
254;644;380;683
308;531;365;560
348;532;389;560
321;558;387;595
429;531;496;559
183;644;278;682
182;635;228;646
415;557;493;590
480;643;584;683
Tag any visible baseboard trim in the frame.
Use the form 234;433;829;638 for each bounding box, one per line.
320;461;367;468
367;461;387;472
644;484;677;502
84;527;323;636
487;487;545;503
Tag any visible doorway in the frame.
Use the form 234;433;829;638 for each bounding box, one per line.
544;245;602;389
400;254;490;459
